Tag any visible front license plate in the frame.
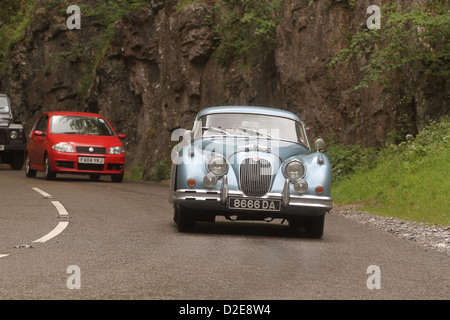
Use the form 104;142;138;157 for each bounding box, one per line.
0;145;4;151
228;198;281;211
78;157;104;164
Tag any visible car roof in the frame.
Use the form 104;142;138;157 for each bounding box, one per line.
49;111;104;117
196;106;303;123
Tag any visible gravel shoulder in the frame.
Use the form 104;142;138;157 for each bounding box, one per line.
330;205;450;256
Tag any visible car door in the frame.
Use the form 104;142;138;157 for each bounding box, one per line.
28;114;49;168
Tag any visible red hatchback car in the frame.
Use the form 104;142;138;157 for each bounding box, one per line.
25;111;126;182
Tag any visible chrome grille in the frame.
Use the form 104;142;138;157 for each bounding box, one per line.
239;158;272;197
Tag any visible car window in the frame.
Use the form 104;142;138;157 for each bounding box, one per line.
50;115;114;136
0;96;10;113
35;114;49;133
194;113;308;146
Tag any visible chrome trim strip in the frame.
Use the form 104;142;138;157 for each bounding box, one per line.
173;189;333;209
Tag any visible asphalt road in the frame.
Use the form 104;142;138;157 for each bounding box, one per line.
0;167;448;300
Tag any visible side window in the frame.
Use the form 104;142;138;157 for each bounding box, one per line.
35;115;49;133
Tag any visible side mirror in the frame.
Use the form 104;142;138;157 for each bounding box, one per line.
118;134;126;139
314;138;325;152
33;130;44;137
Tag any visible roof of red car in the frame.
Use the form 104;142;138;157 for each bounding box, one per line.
49;111;104;117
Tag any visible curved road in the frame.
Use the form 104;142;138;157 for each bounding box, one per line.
0;167;448;300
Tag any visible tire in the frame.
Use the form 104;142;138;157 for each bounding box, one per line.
89;174;101;181
10;151;24;170
174;204;196;232
44;154;56;180
289;214;325;239
111;172;124;183
304;215;325;239
24;154;37;178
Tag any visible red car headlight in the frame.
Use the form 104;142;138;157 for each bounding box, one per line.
52;143;74;153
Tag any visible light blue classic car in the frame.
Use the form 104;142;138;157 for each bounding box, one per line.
169;106;332;238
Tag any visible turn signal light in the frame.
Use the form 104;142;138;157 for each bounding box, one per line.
187;179;196;188
315;186;324;195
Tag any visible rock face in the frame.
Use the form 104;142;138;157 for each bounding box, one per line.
0;0;448;180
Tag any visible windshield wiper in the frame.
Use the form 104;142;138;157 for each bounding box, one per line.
237;127;273;139
202;126;231;136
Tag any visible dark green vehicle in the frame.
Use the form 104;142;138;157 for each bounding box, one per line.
0;94;26;170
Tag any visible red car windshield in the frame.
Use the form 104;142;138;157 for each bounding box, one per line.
50;115;114;136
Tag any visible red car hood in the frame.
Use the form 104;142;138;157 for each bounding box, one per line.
51;134;123;149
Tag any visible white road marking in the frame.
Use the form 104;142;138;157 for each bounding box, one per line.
0;254;9;259
30;187;70;243
32;187;53;198
33;222;69;243
51;201;69;216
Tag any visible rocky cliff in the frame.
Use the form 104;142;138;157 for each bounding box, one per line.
1;0;448;180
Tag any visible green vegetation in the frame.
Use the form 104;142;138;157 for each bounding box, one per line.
211;0;284;66
75;0;149;97
125;165;144;181
0;0;34;70
329;116;450;226
154;159;171;182
330;1;449;90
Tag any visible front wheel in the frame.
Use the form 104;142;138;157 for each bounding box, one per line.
10;151;24;170
24;154;37;178
174;204;196;232
44;154;56;180
111;172;124;183
289;214;325;239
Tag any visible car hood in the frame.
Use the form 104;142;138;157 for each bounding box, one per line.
51;134;123;148
197;136;309;160
193;136;310;177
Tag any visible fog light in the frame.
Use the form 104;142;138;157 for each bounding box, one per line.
294;179;308;194
187;179;196;188
315;186;324;195
203;173;217;189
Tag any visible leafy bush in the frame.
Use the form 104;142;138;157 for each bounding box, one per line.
326;140;378;183
0;0;34;70
329;1;449;90
332;116;450;226
154;160;171;181
212;0;284;66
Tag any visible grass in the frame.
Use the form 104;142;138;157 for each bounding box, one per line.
330;116;450;226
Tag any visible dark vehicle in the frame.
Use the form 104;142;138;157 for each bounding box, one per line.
0;94;26;170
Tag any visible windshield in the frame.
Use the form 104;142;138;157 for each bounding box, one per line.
194;113;308;146
50;115;114;136
0;97;10;114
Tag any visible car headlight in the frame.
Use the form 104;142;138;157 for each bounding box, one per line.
109;146;124;155
10;130;18;140
52;142;74;153
207;155;228;176
285;160;305;180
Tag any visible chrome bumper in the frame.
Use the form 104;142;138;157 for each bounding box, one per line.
171;177;333;210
